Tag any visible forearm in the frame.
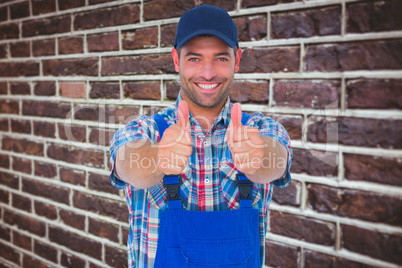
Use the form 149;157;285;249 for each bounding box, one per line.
245;136;288;184
115;140;164;189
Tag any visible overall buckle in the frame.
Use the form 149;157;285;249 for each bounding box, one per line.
163;174;183;203
236;173;253;201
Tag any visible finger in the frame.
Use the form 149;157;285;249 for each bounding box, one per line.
178;100;189;130
230;102;242;130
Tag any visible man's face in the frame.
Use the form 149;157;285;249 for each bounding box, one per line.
172;36;242;111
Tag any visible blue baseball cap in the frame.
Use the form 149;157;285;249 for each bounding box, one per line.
174;5;239;48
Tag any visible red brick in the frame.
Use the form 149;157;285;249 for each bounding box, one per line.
89;218;119;242
4;209;46;236
43;58;99;76
105;245;128;267
58;0;85;10
230;80;269;103
10;1;30;19
344;154;402;186
34;81;56;96
13;231;32;251
161;24;177;47
60;81;87;98
265;241;299;267
34;200;57;220
273;80;340;109
61;252;86;268
304;250;375;268
23;100;71;118
0;6;7;22
89;128;115;147
270;210;336;246
32;0;56;15
74;104;101;121
58;123;86;143
122;27;158;50
88;172;118;195
239;47;300;73
0;44;6;58
73;191;129;222
47;143;104;168
269;114;302;140
89;0;116;4
10;82;31;95
22;16;71;37
290;148;338;177
308;184;402;226
0;23;19;40
59;167;86;186
166;80;180;100
33;121;56;138
306;39;402;72
234;15;267;42
272;6;341;39
2;137;44;156
0;171;19;189
11;119;32;134
272;180;300;207
0;82;6;95
22;178;70;205
342;225;402;265
242;0;301;8
0;154;9;169
123;81;161;100
87;32;119;52
102;54;175;76
34;161;57;178
347;0;402;33
0;189;9;204
308;117;402;149
12;157;32;174
74;4;140;30
23;255;48;268
143;0;194;21
0;242;20;265
32;39;55;56
0;61;39;77
0;225;11;241
49;226;102;259
58;36;84;55
10;42;30;58
0;118;9;131
60;209;86;230
89;82;120;99
34;240;58;263
347;79;402;109
107;105;140;124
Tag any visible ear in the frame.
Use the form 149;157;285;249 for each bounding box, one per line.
234;48;242;73
171;48;180;72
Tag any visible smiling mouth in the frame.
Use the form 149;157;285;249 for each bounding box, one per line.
195;83;220;90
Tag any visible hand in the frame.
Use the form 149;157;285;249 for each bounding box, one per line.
227;103;264;175
157;100;192;175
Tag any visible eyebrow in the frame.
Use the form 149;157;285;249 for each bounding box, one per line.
184;51;232;57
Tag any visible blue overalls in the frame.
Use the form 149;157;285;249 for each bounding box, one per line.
152;113;261;268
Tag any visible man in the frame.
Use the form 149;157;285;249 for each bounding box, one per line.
109;4;292;268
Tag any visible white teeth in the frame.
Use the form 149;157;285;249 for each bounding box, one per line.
196;83;219;90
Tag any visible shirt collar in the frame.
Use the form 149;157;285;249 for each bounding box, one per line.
175;91;232;127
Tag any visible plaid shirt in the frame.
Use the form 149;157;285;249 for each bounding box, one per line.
109;94;292;268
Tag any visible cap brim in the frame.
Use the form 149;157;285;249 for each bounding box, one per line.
176;29;237;48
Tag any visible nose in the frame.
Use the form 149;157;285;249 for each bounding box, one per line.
199;61;216;81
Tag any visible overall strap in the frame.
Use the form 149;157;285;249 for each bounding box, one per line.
238;112;253;208
152;113;183;210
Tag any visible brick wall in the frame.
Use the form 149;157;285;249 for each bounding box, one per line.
0;0;401;267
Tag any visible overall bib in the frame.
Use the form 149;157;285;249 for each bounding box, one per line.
152;113;261;268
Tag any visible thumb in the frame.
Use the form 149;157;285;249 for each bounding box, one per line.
178;100;190;130
230;102;242;131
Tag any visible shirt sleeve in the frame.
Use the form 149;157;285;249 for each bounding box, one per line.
109;115;159;189
250;112;293;189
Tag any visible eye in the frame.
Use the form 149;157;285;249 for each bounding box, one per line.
217;57;229;62
188;58;199;62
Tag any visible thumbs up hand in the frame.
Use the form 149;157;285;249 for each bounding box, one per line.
157;101;193;175
227;103;264;175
